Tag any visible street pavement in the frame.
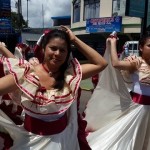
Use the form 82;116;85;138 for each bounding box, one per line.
78;78;94;114
79;88;93;114
80;78;94;90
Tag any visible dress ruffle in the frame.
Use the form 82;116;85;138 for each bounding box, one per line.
0;57;82;116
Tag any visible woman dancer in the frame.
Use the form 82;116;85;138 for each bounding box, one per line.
86;33;150;150
0;26;107;150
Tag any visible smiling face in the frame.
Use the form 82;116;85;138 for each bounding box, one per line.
139;38;150;65
44;37;68;68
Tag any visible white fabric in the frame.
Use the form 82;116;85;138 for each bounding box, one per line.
0;101;80;150
85;45;150;150
132;79;150;96
85;44;132;132
36;34;45;46
24;109;65;122
14;47;23;59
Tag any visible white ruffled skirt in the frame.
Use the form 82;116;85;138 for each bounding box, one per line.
85;47;150;150
87;103;150;150
0;101;80;150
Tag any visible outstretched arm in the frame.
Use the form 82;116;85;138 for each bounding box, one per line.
61;26;108;79
0;42;15;58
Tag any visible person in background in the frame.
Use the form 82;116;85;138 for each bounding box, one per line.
0;42;30;149
0;42;15;58
0;26;107;150
14;43;31;60
86;33;150;150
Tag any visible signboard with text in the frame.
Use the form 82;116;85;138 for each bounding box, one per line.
0;18;12;33
86;16;122;33
0;0;11;10
0;0;11;18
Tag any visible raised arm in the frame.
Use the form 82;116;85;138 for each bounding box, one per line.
61;26;108;79
0;42;15;58
107;37;138;72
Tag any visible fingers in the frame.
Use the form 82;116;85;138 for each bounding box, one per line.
29;57;39;66
60;25;67;30
60;25;70;32
109;34;119;41
109;35;118;39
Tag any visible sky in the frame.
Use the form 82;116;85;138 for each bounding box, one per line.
11;0;71;28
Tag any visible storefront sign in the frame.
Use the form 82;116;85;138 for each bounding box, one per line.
0;0;11;18
0;18;12;33
0;0;11;10
86;16;122;33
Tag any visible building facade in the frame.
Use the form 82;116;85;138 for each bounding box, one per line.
71;0;143;56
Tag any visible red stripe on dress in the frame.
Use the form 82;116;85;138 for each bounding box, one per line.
5;58;35;99
22;104;68;115
34;91;72;102
34;91;72;101
0;55;5;62
25;77;39;87
24;74;39;86
68;64;76;85
31;97;74;105
71;59;82;94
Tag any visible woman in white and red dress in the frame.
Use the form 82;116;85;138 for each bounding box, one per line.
85;34;150;150
0;26;107;150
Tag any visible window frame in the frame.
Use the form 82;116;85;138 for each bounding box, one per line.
83;0;100;21
73;0;81;23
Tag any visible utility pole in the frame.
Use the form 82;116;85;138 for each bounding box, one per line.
42;4;44;30
141;0;149;36
27;0;29;27
17;0;22;30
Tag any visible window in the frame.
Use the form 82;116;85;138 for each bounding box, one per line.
84;0;100;20
73;0;81;23
112;0;126;16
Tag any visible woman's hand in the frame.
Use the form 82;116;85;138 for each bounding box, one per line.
0;42;6;48
0;42;7;54
106;31;118;47
0;42;15;58
60;25;76;42
107;37;117;45
29;57;39;66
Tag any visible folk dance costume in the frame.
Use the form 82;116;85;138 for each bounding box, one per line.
85;47;150;150
0;56;83;150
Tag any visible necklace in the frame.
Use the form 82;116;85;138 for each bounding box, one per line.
42;64;59;76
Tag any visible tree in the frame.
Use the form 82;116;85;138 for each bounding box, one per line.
11;12;28;29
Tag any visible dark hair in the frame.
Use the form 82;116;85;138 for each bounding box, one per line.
42;29;72;90
139;34;150;56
